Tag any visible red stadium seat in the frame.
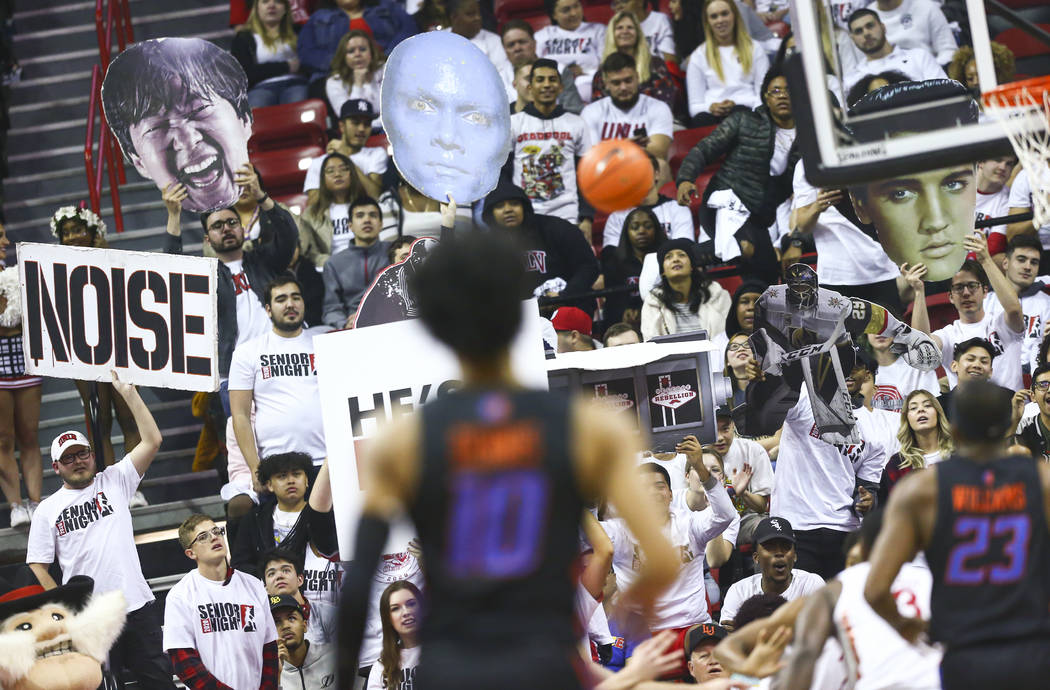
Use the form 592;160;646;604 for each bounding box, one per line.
993;25;1050;58
669;125;718;178
495;0;544;23
766;20;789;38
583;4;614;25
522;13;552;30
904;291;955;333
248;100;328;154
273;193;309;217
251;145;324;197
366;132;389;150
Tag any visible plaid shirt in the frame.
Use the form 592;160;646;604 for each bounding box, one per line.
170;641;279;690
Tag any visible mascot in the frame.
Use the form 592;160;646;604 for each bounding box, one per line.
0;575;126;690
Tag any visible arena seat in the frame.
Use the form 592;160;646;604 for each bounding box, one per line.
669;125;718;178
584;4;614;25
993;25;1050;76
495;0;544;23
251;145;324;197
904;290;955;333
248;99;328;153
522;13;552;30
766;20;789;38
366;132;389;150
273;193;309;217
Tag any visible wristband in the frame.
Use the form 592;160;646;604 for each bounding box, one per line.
726;486;736;499
255;193;269;204
731;672;761;685
702;475;720;492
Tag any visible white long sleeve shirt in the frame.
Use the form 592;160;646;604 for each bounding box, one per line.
685;42;769;118
873;0;957;65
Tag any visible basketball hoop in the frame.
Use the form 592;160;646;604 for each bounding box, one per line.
983;76;1050;229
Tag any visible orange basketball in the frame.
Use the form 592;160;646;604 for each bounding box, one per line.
577;139;653;213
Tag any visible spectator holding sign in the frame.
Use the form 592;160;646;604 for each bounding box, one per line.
27;373;174;688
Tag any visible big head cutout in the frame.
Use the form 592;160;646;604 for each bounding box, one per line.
381;32;511;204
848;80;980;283
102;38;253;214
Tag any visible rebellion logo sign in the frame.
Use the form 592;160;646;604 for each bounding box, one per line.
593;379;636;413
648;372;701;428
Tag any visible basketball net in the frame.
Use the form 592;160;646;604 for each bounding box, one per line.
983;77;1050;230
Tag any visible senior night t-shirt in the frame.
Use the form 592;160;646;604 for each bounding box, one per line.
27;457;154;612
163;569;277;689
228;330;327;460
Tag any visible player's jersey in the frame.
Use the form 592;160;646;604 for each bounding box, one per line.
411;389;585;674
834;562;941;689
925;454;1050;648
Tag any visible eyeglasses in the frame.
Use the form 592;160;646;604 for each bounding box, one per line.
58;448;92;465
727;342;751;352
765;87;789;97
191;526;226;546
1033;381;1050;391
209;218;240;231
949;281;983;295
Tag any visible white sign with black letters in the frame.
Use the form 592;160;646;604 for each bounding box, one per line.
18;242;219;391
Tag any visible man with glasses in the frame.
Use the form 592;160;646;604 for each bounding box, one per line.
163;163;299;416
27;373;175;688
164;513;279;689
911;233;1024;391
1015;363;1050;460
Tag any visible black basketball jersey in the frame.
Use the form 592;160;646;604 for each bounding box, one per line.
925;454;1050;648
410;388;585;654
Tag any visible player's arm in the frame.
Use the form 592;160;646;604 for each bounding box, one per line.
714;595;806;673
574;399;679;610
863;468;935;643
968;231;1024;334
769;582;841;690
337;415;419;690
581;509;614;601
110;372;162;476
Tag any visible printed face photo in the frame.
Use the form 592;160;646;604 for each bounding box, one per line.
851;164;976;282
381;32;511;203
102;38;253;214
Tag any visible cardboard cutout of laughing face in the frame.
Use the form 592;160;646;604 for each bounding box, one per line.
101;38;253;214
381;32;512;204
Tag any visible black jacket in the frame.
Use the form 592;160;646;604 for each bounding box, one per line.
483;180;599;307
231;30;300;90
231;495;338;578
163;205;300;377
1016;414;1050;461
676;105;800;222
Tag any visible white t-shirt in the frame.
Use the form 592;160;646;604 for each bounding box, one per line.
27;457;154;612
328;202;352;255
768;127;796;176
273;506;300;546
842;46;945;92
685;42;769;118
603;198;705;247
510;108;593;222
933;311;1024;391
870;407;903;457
162;569;277;689
720;569;825;623
224;258;271;349
976;185;1012;240
872;356;940;413
641;11;676;57
535;22;607;102
723;436;774;503
366;645;420;690
303;546;344;608
792;161;899;286
303;147;389;193
872;0;957;64
228;330;327;460
602;483;736;630
771;389;889;531
580;94;673;146
360;550;425;666
984;289;1050;374
1007;167;1050;248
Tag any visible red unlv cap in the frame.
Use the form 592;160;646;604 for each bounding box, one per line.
50;430;91;463
550;307;592;336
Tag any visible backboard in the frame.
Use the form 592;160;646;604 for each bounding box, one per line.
788;0;1050;186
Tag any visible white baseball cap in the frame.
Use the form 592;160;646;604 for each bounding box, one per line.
50;430;91;463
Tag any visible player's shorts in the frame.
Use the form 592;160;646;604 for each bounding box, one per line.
941;637;1050;690
415;641;588;690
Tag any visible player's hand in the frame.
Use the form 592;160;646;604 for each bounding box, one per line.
899;262;927;292
234;163;264;201
733;463;753;493
854;486;874;514
735;624;792;678
440;195;457;228
893;615;927;644
162;182;188;217
964;232;990;263
676;434;704;466
677;181;698;206
620;630;682;682
110;370;135;399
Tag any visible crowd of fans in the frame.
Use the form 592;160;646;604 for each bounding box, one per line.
0;0;1048;687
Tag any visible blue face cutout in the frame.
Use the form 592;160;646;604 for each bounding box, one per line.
381;32;511;204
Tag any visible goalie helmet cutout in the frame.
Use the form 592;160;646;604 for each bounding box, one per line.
746;264;940;443
0;575;126;690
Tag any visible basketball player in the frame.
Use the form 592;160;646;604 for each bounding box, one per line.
864;380;1050;689
337;232;679;690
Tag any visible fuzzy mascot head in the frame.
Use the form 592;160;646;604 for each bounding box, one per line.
0;576;126;690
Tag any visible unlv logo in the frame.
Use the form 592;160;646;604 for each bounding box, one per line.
872;384;903;412
525;250;547;274
57;432;78;445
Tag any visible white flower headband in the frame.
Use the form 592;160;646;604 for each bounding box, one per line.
49;205;107;239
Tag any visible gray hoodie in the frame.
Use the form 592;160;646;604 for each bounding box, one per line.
321;240;391;328
280;640;336;690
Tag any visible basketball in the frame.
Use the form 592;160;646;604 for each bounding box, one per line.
577;139;653;213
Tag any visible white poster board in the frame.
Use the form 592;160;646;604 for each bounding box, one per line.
314;300;549;556
18;242;219;392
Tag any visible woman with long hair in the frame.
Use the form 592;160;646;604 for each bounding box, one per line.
232;0;307;107
723;331;754;406
299;152;364;267
326;30;385;130
534;0;607;102
880;390;954;501
366;580;423;690
641;238;729;340
669;0;704;65
298;0;415;83
591;11;681;114
601;206;668;329
685;0;768;126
